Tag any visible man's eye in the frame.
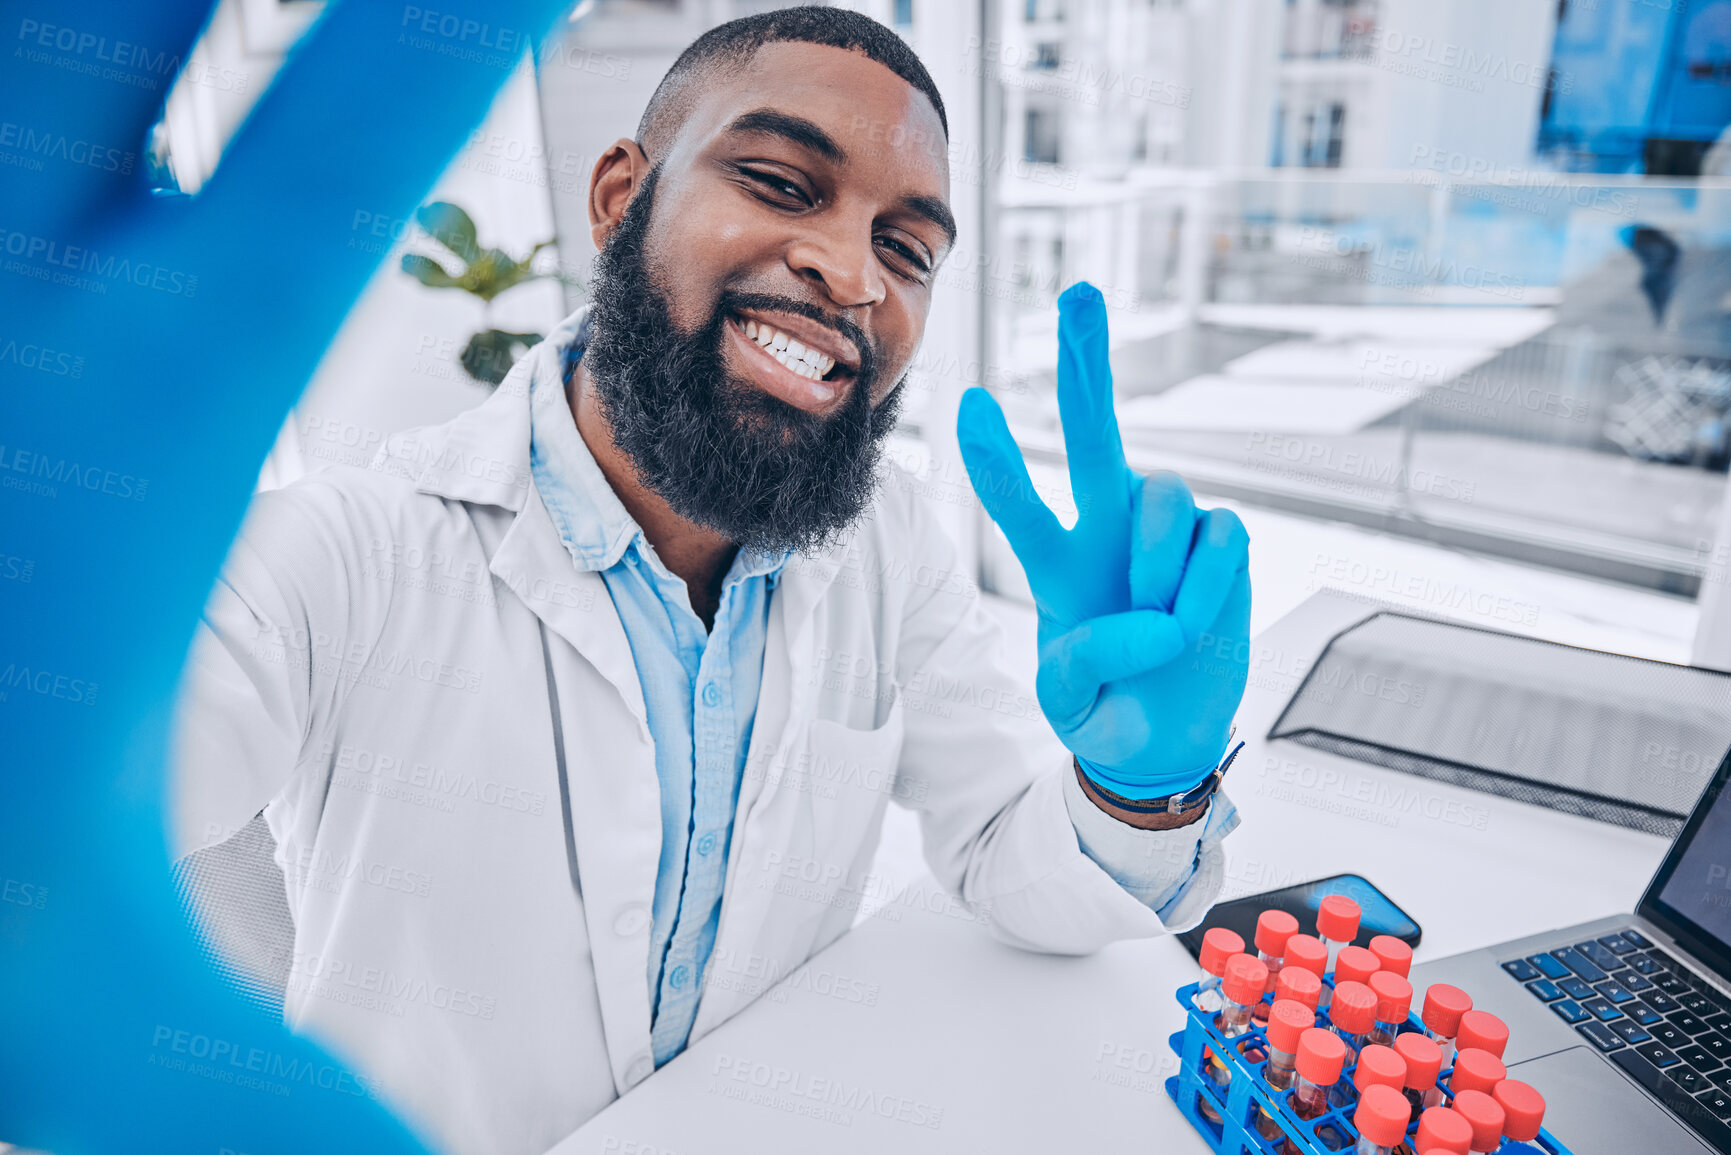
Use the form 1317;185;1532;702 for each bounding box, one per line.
876;235;931;277
741;168;812;206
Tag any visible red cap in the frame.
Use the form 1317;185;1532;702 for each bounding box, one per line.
1276;965;1323;1010
1199;927;1245;977
1353;1044;1407;1093
1450;1089;1506;1153
1492;1079;1546;1142
1457;1010;1509;1059
1393;1031;1444;1090
1318;894;1362;943
1223;953;1270;1007
1449;1048;1507;1096
1335;944;1381;987
1415;1106;1473;1154
1286;933;1330;978
1267;999;1316;1054
1369;970;1414;1024
1354;1084;1411;1148
1256;909;1300;956
1369;935;1413;977
1296;1027;1348;1086
1422;984;1474;1036
1330;979;1379;1034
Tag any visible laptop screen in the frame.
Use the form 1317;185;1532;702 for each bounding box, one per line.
1641;745;1731;980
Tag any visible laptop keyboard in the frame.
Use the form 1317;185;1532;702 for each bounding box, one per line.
1502;928;1731;1153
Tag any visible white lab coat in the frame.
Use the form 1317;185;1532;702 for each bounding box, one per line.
171;332;1182;1155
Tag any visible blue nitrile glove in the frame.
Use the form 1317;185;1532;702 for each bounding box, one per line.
957;282;1252;800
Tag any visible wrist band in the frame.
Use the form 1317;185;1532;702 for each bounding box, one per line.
1077;740;1243;815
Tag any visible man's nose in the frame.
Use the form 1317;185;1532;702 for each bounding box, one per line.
785;218;887;310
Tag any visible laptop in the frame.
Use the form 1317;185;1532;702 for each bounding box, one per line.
1410;744;1731;1154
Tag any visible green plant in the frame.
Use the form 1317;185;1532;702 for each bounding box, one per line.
400;201;574;385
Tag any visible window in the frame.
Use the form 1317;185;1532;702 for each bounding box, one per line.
893;0;913;28
1298;101;1345;167
1323;103;1344;167
1024;107;1062;164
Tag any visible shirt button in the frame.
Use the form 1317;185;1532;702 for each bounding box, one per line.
612;905;649;937
696;833;716;856
669;964;689;989
701;682;721;708
625;1055;654;1087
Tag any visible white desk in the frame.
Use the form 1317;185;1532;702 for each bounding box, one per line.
550;591;1672;1155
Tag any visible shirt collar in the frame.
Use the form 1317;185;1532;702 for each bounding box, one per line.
529;307;790;585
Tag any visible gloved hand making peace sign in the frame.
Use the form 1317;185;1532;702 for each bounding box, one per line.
957;282;1252;800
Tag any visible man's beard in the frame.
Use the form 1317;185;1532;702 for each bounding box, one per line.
580;166;905;557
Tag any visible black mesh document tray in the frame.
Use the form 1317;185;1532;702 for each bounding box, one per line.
1266;612;1731;836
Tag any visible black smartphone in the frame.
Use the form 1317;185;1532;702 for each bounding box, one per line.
1176;873;1421;961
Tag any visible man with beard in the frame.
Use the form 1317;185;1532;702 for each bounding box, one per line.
170;8;1250;1154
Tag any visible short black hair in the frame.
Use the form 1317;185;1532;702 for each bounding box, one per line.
635;6;947;159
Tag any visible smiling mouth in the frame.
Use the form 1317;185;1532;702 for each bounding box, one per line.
729;314;848;383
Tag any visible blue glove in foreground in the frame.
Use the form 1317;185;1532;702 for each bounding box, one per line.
957;282;1252;799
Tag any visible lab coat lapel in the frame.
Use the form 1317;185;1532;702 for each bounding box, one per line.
390;328;651;732
381;328;661;1088
473;387;660;1093
487;486;648;732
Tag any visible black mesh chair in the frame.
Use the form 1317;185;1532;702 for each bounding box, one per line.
170;813;294;1015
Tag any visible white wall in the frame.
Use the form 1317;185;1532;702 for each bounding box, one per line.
262;57;567;488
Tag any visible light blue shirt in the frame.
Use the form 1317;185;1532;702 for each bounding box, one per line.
528;312;1236;1067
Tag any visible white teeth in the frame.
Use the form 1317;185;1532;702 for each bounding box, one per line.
771;347;823;380
736;317;837;379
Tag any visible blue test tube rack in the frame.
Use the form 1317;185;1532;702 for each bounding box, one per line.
1162;979;1576;1154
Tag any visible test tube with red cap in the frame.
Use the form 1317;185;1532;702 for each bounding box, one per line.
1335;944;1381;988
1280;1027;1349;1155
1370;934;1413;978
1448;1049;1506;1098
1492;1079;1547;1153
1393;1031;1445;1120
1196;929;1248;1124
1317;894;1362;975
1196;926;1245;1014
1256;1000;1316;1141
1413;1105;1473;1154
1255;910;1301;1023
1286;932;1330;1007
1353;1083;1411;1155
1421;983;1474;1068
1329;979;1379;1061
1277;964;1323;1012
1264;1000;1315;1091
1367;970;1413;1047
1449;1089;1506;1154
1205;954;1270;1105
1218;953;1268;1037
1456;1010;1509;1060
1340;1043;1407;1110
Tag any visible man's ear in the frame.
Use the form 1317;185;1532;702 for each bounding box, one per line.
588;138;651;250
